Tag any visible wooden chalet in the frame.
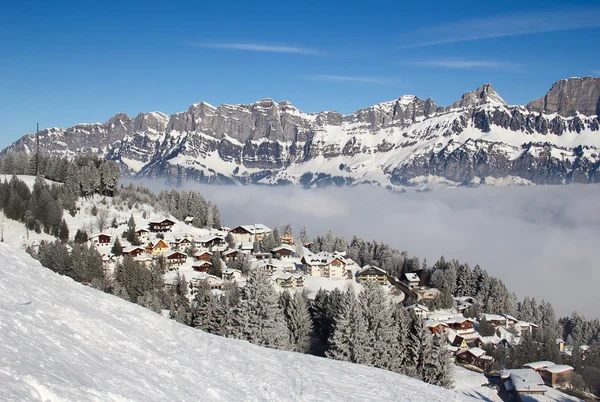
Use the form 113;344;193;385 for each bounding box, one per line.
271;244;295;259
192;261;212;273
424;319;448;334
196;235;225;249
165;251;187;267
356;265;388;285
253;253;271;260
90;233;111;247
405;304;429;319
229;224;271;244
149;239;169;256
149;219;175;233
445;317;475;331
456;347;494;370
402;272;420;289
193;250;213;262
123;246;145;258
222;249;240;262
135;228;150;241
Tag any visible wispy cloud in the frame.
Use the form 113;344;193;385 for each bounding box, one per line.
401;7;600;48
307;75;393;84
190;43;320;55
403;59;513;70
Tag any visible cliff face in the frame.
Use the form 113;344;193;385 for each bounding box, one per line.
3;77;600;188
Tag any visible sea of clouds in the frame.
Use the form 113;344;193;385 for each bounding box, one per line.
133;179;600;319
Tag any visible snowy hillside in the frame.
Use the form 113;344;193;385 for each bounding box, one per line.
0;245;475;401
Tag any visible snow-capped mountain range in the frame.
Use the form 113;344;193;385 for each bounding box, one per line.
3;77;600;188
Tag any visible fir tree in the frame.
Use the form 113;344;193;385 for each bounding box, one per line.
74;229;88;244
111;237;123;256
326;287;368;364
282;291;312;353
59;218;69;243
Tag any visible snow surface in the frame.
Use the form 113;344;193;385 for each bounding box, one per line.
0;245;476;401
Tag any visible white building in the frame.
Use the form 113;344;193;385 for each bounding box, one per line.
302;252;347;278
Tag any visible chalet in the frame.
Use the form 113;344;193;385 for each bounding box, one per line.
253;253;271;260
149;218;175;233
149;239;169;256
450;334;469;352
271;244;295;259
302;252;347;278
424;319;448;334
403;272;420;289
539;365;574;388
169;237;192;251
274;272;304;289
500;369;546;400
193;261;212;272
356;265;388;285
222;249;240;263
184;216;195;225
189;274;223;291
196;235;225;250
405;303;429;319
255;261;278;275
281;233;294;245
480;313;508;328
222;268;242;282
122;246;145;258
444;316;475;332
134;255;153;266
193;250;213;262
165;251;187;268
454;296;475;313
229;224;272;244
135;228;150;242
516;321;538;334
456;347;494;370
89;233;111;247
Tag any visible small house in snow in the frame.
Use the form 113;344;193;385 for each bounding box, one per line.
90;233;111;247
222;268;242;282
539;365;574;388
122;246;145;258
456;347;494;370
149;218;175;233
135;228;150;242
229;224;272;244
193;261;212;273
302;252;347;278
165;251;187;268
271;244;295;259
403;272;420;289
194;250;213;262
405;303;429;319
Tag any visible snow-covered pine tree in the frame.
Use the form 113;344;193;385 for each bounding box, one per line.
238;268;289;349
429;332;452;388
282;291;312;353
326;286;368;364
408;318;434;381
358;281;396;369
390;303;411;372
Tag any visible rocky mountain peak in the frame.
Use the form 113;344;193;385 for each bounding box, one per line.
526;76;600;117
449;83;506;109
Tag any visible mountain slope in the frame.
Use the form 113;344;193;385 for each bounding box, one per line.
3;77;600;188
0;245;474;401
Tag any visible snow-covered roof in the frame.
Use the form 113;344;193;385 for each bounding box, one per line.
90;233;111;239
458;347;486;358
222;268;240;275
123;246;144;253
540;365;573;374
404;272;420;282
523;361;555;370
275;272;293;280
406;303;429;312
359;265;387;275
481;313;506;322
193;250;213;257
271;244;295;253
196;235;224;244
234;224;271;235
135;228;150;233
165;251;186;258
240;242;254;250
444;316;473;325
503;314;518;322
423;319;447;328
302;252;346;266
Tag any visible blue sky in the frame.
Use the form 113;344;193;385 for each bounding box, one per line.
1;0;599;149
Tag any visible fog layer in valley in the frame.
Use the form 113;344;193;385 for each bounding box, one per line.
132;179;600;319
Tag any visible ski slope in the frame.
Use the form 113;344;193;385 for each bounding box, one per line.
0;245;475;402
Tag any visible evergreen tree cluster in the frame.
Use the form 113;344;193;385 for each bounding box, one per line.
29;240;106;287
0;175;72;238
0;152;72;182
322;282;451;387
